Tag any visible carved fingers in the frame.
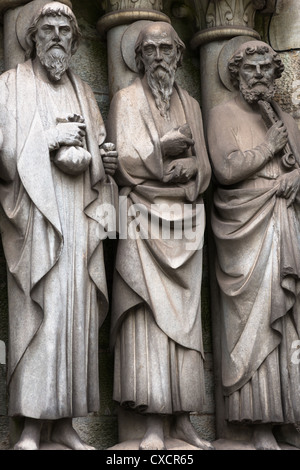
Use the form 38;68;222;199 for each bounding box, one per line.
66;113;85;123
161;126;194;158
56;121;86;147
276;169;300;207
163;157;197;183
266;121;288;155
100;142;118;176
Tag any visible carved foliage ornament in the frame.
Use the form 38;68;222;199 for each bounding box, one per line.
205;0;266;29
101;0;163;12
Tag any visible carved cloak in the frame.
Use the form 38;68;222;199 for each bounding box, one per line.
0;60;110;418
208;95;300;410
107;77;211;355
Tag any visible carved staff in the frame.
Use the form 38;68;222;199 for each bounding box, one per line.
258;99;299;169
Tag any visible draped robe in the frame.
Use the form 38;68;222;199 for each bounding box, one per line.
107;77;211;414
208;94;300;423
0;60;112;419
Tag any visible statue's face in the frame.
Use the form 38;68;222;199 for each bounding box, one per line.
141;27;178;74
239;52;276;93
34;15;73;56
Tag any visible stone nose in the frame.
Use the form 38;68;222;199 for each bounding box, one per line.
154;47;163;61
254;65;263;77
52;27;61;41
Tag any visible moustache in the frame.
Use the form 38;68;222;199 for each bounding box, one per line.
46;43;66;53
149;62;169;73
248;79;269;88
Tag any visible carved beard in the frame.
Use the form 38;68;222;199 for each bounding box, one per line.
145;61;177;120
240;81;275;104
36;43;72;82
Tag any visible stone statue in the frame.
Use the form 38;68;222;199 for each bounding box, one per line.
0;2;117;450
107;21;213;450
208;40;300;450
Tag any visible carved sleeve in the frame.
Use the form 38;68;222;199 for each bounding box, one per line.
207;105;273;186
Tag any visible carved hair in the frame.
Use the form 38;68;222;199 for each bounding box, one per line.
228;42;284;89
135;22;185;75
25;3;81;60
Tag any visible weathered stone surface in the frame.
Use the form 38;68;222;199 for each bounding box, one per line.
0;417;9;450
190;414;216;443
107;21;212;451
0;2;117;451
108;438;202;451
274;51;300;127
213;439;300;451
268;0;300;51
73;416;118;450
208;39;300;450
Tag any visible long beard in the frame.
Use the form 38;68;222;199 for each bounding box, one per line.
240;81;275;104
146;62;177;120
37;43;71;82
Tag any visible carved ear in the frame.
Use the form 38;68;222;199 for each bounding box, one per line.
24;31;36;59
71;38;79;56
176;46;183;68
25;28;36;48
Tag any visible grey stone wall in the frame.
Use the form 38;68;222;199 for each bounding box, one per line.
0;0;215;449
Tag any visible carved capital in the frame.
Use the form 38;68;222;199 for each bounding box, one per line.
205;0;264;29
0;0;72;16
191;0;261;48
101;0;163;12
97;0;169;37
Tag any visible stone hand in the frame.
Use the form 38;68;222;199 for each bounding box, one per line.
265;121;288;155
161;125;194;158
163;157;197;183
65;113;85;123
276;169;300;207
56;119;86;147
100;142;118;176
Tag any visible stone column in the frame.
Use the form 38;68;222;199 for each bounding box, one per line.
97;0;170;98
190;0;267;443
190;0;265;124
0;0;72;71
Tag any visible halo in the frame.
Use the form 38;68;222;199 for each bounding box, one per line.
121;20;153;73
16;0;73;52
218;36;257;92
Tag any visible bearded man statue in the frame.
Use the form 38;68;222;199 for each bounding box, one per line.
208;40;300;450
0;2;117;450
107;22;213;450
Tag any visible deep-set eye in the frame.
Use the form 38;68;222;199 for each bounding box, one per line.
143;45;156;55
242;64;254;71
41;25;54;34
60;26;71;35
261;63;272;71
161;45;173;54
